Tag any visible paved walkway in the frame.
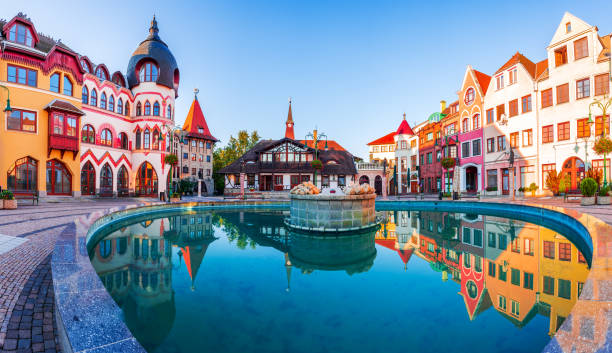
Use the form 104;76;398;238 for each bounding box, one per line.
0;196;609;352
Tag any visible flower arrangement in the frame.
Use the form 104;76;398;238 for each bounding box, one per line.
310;160;323;170
441;157;456;170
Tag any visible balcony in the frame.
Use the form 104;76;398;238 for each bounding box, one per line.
49;134;79;159
356;162;384;171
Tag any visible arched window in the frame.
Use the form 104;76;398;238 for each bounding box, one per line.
81;124;95;144
144;101;151;116
50;73;60;93
90;89;97;106
125;102;130;116
138;62;159;82
96;67;107;80
63;76;73;96
81;161;95;195
7;157;38;193
135;162;158;196
166;104;172;119
100;93;107;110
108;95;114;112
144;129;150;149
117;166;129;196
100;164;113;196
119;132;128;149
462;118;469;133
117;99;123;115
82;86;89;104
46;160;71;195
80;59;90;73
153;101;160;116
8;23;34;47
152;130;160;150
135;129;142;149
136;102;142;116
101;129;113;146
473;114;480;130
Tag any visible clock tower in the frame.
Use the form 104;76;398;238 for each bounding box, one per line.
285;98;295;139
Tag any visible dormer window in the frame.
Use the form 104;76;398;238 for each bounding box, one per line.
95;67;107;80
80;59;90;73
496;74;504;90
554;46;568;67
566;22;571;33
198;127;204;134
8;23;34;47
139;62;159;82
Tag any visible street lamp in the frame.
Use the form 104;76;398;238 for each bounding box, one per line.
305;128;327;188
0;84;12;112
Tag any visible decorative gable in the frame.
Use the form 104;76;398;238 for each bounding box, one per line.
2;14;40;47
549;12;592;47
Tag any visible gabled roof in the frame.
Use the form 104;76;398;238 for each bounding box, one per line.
535;59;549;81
396;115;415;136
182;95;218;141
473;70;492;96
495;52;537;79
549;12;592;47
44;99;85;116
597;34;611;62
367;131;396;146
299;139;347;152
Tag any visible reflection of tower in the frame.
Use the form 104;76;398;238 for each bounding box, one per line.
284;252;292;292
182;245;209;291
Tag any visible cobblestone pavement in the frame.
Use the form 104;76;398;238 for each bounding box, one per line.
0;196;609;353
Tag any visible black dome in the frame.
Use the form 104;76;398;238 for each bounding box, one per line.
127;16;179;95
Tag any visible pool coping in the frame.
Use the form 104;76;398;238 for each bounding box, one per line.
51;199;612;353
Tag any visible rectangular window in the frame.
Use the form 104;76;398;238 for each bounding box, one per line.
487;232;496;248
7;65;37;87
488;261;496;277
511;237;521;253
183;153;188;159
462;142;470;158
524;272;534;290
543;240;555;259
510;132;519;148
274;175;283;185
53;114;64;135
496;75;504;90
542;125;554;143
577;118;591;138
487;138;495;153
462;227;471;244
497;136;506;151
511;300;520;316
486;108;494;124
577;282;584;297
487;169;498;188
509;99;518;117
573;37;588;60
498;295;507;311
558;122;570;141
559;243;571;261
6;109;36;132
557;83;569;104
522;129;533;147
576;78;590;99
191;154;196;161
511;268;520;286
427;152;432;164
66;116;77;137
498;265;507;281
496;104;505;120
524;238;534;256
544;276;555;295
472;139;481;156
521;95;532;113
554;46;567;67
498;234;507;250
541;88;553;108
595;115;610;136
509;68;517;85
473;229;483;247
558;279;571;299
595;73;610;96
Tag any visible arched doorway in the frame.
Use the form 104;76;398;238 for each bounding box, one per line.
359;175;370;185
117;166;129;196
465;166;478;193
561;157;585;190
136;162;158;197
81;162;95;195
100;164;113;196
7;157;38;194
374;175;383;195
46;160;72;195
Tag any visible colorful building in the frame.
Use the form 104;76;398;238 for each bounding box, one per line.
394;113;418;194
1;13;85;197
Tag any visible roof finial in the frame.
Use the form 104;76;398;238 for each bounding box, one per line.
194;88;199;100
403;112;406;120
289;96;292;104
149;15;159;37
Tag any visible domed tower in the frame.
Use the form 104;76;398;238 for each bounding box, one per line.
127;16;180;197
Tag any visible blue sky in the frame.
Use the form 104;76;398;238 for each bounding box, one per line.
4;0;612;157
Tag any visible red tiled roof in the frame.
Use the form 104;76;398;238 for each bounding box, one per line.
597;34;611;62
367;131;396;146
182;97;217;141
535;59;549;80
299;139;347;152
495;52;536;79
473;70;492;95
396;119;414;136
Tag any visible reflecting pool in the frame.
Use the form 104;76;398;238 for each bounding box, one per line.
89;209;590;353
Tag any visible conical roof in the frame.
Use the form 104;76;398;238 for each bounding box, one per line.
395;113;414;136
182;94;218;141
285;98;295;139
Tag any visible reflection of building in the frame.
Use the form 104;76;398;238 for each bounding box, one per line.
374;211;416;269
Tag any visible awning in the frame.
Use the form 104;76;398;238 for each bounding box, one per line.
44;99;85;116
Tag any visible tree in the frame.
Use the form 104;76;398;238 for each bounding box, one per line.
213;130;260;194
164;154;178;194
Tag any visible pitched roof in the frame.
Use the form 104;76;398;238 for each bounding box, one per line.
535;59;549;81
367;131;396;146
396;115;415;135
285;100;295;139
44;99;85;115
473;70;492;95
597;34;611;62
299;139;347;152
0;15;76;55
495;52;536;79
182;96;218;141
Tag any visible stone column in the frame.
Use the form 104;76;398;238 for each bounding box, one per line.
382;174;388;199
198;180;202;197
240;172;245;197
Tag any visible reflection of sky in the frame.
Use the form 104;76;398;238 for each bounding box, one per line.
92;211;586;353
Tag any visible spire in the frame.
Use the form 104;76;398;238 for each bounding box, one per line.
403;112;406;120
182;93;218;142
194;88;199;101
148;15;160;40
285;97;295;139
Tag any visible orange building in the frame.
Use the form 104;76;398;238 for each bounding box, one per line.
0;14;85;197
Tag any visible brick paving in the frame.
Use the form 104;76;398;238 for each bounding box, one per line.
0;196;608;353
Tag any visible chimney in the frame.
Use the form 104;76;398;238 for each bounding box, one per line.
440;100;447;112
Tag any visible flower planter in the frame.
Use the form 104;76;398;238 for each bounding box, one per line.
3;199;17;209
581;197;596;206
0;200;3;209
170;197;181;203
597;196;611;205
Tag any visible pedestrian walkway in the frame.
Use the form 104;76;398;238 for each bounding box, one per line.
0;235;28;256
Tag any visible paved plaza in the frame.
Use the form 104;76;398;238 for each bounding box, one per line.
0;196;609;352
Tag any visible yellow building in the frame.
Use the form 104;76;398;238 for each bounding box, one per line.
0;13;85;197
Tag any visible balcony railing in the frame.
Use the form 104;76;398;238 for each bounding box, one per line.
357;162;384;171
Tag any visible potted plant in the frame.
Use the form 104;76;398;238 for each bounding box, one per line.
310;160;323;170
545;170;562;196
441;157;456;170
485;186;497;195
597;186;611;205
2;190;17;209
170;192;182;203
516;187;525;196
528;183;538;197
593;136;612;183
558;176;569;197
579;177;598;206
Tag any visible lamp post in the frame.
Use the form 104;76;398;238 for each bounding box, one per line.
0;84;13;112
165;124;186;194
305;128;327;188
509;148;515;201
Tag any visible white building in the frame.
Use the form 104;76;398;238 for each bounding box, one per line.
394;114;418;194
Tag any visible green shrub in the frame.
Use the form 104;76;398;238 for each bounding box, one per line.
529;183;538;192
485;186;497;192
599;186;610;197
0;190;14;200
579;178;598;197
518;187;525;192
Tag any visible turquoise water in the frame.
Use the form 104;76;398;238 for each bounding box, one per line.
89;209;589;353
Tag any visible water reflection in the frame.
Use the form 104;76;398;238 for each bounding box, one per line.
90;209;590;353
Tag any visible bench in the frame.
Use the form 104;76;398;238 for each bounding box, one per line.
461;192;481;200
564;190;582;202
15;192;39;205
